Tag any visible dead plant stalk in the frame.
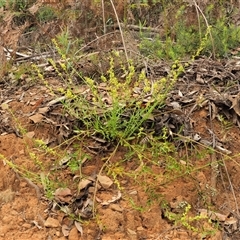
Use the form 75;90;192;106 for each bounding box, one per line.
193;0;216;59
109;0;129;65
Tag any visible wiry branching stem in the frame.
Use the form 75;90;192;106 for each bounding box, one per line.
193;0;216;59
109;0;129;65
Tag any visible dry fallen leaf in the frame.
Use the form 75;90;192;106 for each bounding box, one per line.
54;188;72;203
78;179;92;191
196;73;205;84
229;93;240;117
38;107;49;114
101;191;122;206
198;209;227;221
224;217;238;225
0;102;9;110
25;131;35;139
29;113;43;123
74;221;83;236
62;224;70;237
28;2;43;15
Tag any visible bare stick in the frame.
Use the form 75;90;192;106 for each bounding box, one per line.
222;156;240;216
92;143;119;217
193;1;202;41
193;0;216;59
109;0;129;65
101;0;106;34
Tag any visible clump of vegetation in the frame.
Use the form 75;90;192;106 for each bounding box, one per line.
161;201;217;237
0;0;30;11
36;5;57;23
139;2;240;59
46;35;182;145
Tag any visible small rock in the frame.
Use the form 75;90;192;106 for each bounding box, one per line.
19;182;28;188
0;226;11;235
110;204;123;212
178;231;189;239
52;237;66;240
101;237;114;240
22;223;32;229
129;190;137;195
2;216;12;224
127;228;137;235
10;210;18;216
55;231;61;237
136;226;145;231
44;217;60;228
0;189;15;203
88;186;95;193
98;175;113;189
68;227;79;240
210;230;223;240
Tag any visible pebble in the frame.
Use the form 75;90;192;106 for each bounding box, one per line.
22;223;32;229
44;217;60;228
68;227;79;240
110;204;123;212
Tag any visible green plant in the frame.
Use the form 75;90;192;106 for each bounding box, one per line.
40;173;56;199
0;0;6;8
35;139;57;155
139;2;240;60
67;152;91;173
7;108;27;136
129;197;146;212
1;0;29;11
64;55;181;146
28;152;44;170
217;114;233;131
0;154;41;184
36;6;57;23
106;161;125;189
161;201;215;236
208;20;240;57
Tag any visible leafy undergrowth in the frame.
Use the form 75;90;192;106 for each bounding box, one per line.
1;1;240;240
